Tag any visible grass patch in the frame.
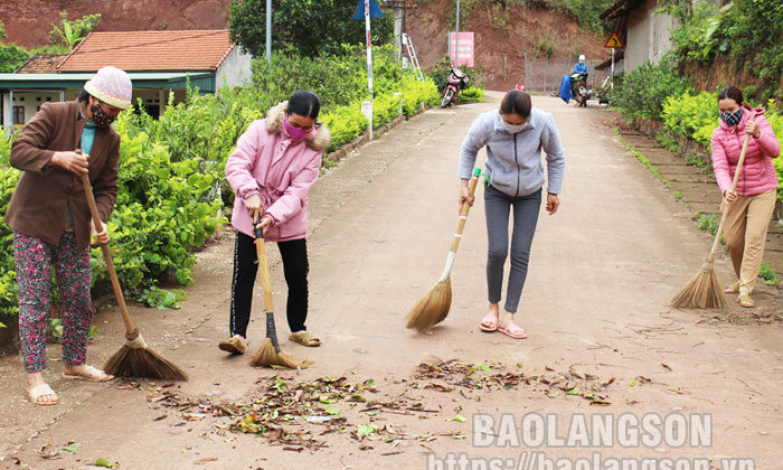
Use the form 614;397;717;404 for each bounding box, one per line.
697;213;720;236
759;263;780;285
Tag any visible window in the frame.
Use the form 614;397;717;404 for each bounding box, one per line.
13;106;25;124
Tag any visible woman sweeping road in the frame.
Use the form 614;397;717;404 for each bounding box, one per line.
711;86;781;308
458;90;566;339
221;91;330;355
5;66;132;405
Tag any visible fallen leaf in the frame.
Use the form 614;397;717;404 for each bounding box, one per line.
62;444;79;453
194;457;218;465
95;457;113;468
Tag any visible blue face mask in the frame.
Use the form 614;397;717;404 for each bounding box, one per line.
720;108;743;127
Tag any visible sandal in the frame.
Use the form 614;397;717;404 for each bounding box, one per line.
497;322;528;340
218;336;247;355
289;332;321;347
725;282;740;294
479;314;499;332
28;383;59;406
62;365;113;382
737;293;756;308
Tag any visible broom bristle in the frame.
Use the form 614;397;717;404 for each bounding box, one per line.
671;263;727;309
249;338;311;368
405;278;452;332
104;345;188;380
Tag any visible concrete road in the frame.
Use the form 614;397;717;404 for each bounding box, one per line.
1;93;782;470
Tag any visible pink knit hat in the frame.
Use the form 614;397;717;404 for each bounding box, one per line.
84;66;132;110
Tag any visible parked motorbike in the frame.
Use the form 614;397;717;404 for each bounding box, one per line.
441;68;469;108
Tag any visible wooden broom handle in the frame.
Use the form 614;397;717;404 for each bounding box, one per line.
80;171;135;335
254;213;274;313
450;169;481;253
707;133;751;263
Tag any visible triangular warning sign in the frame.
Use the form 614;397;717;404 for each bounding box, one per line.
604;31;624;49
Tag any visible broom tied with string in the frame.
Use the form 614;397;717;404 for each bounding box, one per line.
249;213;311;369
76;156;187;380
406;168;482;331
671;133;751;309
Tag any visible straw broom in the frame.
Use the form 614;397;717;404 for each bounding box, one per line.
78;170;187;380
249;216;311;369
406;168;481;331
671;133;751;309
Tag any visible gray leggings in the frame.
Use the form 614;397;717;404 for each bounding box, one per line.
484;185;541;313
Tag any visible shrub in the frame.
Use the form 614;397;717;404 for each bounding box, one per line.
610;57;693;122
457;87;484;104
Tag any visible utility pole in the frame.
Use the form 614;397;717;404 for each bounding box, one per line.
454;0;460;68
265;0;272;64
365;0;374;138
393;1;404;62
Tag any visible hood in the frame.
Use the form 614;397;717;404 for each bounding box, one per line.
720;106;765;133
266;101;331;152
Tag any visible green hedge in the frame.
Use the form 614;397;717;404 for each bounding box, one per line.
0;46;444;325
610;57;693;122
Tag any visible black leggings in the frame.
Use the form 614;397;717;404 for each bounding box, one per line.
229;231;309;338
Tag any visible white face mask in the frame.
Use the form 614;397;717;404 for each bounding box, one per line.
502;119;526;134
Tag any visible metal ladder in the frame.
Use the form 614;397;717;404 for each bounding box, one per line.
402;33;424;81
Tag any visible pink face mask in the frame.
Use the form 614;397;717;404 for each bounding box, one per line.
284;117;313;141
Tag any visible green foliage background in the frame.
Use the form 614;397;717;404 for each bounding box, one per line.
229;0;394;58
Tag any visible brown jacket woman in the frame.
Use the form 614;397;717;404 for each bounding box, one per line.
5;100;120;248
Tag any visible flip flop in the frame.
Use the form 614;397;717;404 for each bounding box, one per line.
289;332;321;347
218;336;246;355
479;314;499;332
498;322;527;340
28;383;59;406
61;365;113;382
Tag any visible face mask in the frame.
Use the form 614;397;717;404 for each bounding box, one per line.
502;119;526;134
284;117;313;141
90;103;116;128
720;108;743;127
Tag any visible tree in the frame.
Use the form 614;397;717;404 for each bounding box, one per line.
0;19;32;73
50;12;102;49
229;0;394;58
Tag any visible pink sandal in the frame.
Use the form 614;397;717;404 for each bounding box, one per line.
480;314;499;332
498;322;527;339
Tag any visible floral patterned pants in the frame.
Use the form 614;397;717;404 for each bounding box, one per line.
14;232;92;373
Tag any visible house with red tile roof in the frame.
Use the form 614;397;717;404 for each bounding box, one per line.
1;30;251;128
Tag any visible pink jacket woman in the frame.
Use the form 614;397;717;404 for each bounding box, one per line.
711;106;780;197
710;86;780;308
226;101;331;242
222;92;330;355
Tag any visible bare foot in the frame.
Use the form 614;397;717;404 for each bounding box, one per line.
63;364;113;381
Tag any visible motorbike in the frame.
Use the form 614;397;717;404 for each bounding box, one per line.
441;68;469;108
570;72;590;107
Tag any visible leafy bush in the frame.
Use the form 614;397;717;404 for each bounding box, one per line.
400;77;440;116
610;57;693;122
662;91;718;147
457;87;485;104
